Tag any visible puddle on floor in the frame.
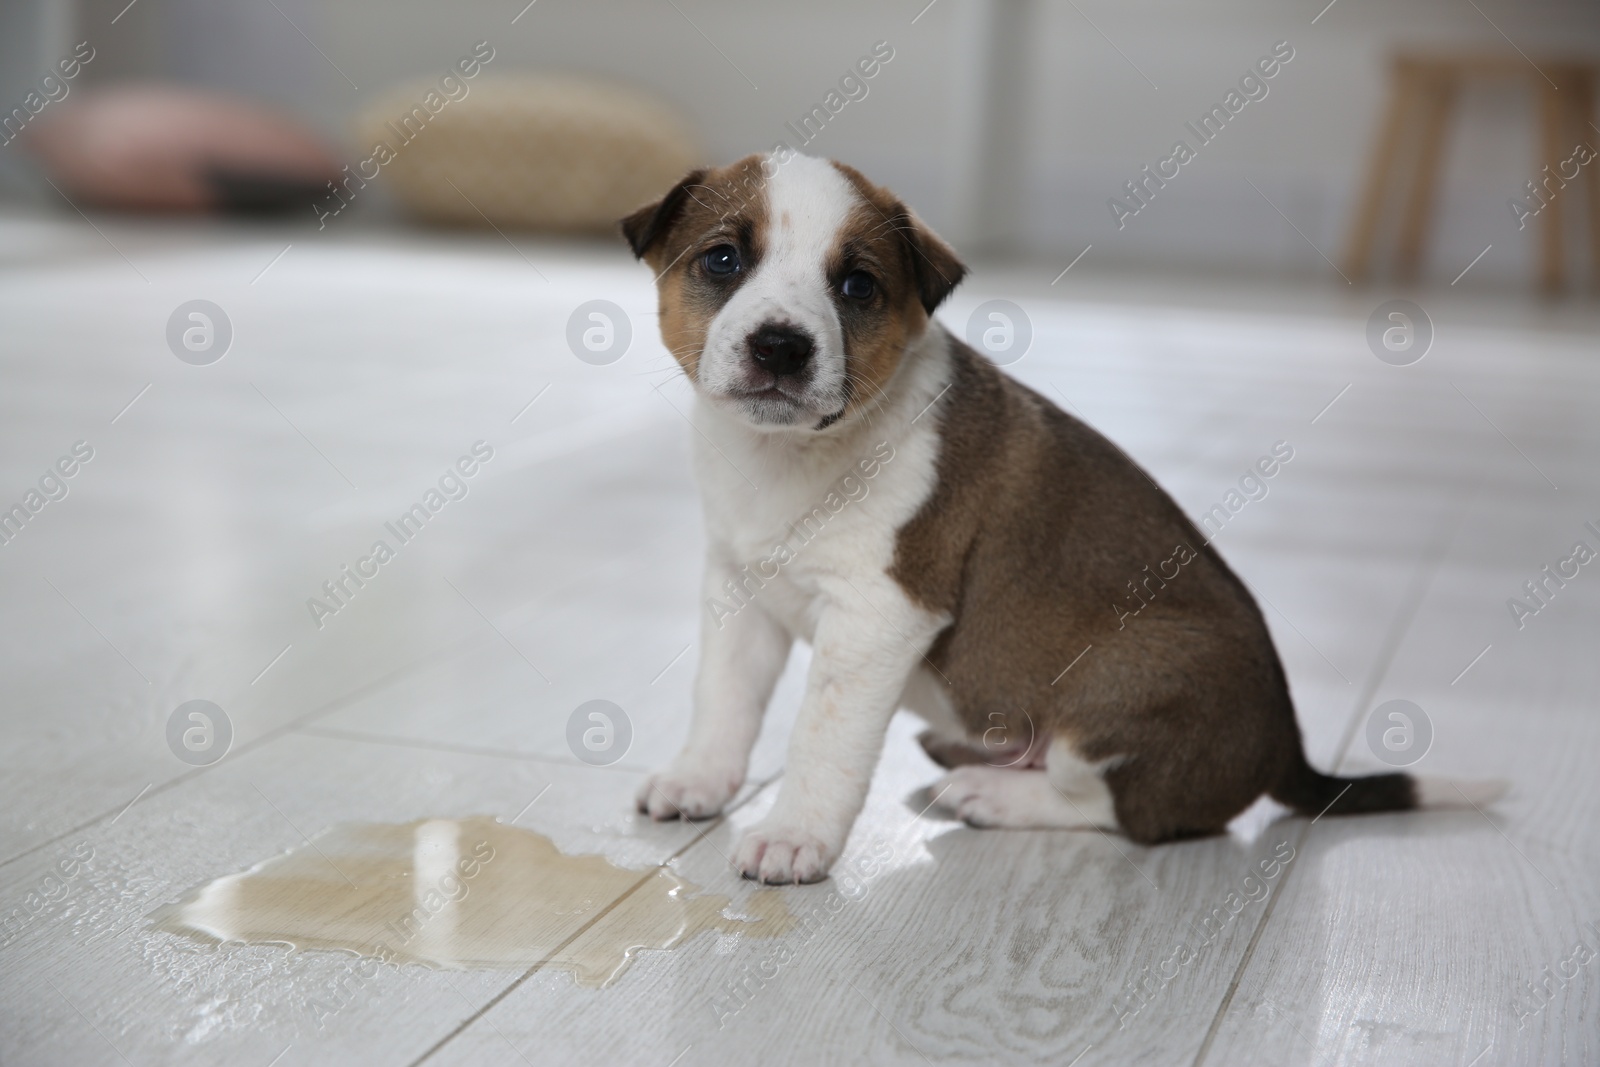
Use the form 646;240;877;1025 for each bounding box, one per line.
150;816;790;988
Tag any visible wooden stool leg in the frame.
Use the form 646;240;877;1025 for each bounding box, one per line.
1577;72;1600;293
1538;76;1567;294
1343;61;1416;284
1396;71;1455;281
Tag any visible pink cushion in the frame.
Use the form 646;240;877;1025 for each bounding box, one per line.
22;86;340;213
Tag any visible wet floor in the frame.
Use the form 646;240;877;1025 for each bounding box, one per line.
151;816;790;988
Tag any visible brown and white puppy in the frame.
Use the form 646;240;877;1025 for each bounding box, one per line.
622;153;1502;885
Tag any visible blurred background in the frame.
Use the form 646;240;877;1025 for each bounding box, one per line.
2;0;1598;284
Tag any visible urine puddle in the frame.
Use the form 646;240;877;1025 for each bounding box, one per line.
150;815;789;988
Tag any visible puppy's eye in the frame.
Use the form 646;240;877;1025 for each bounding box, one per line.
702;245;741;276
841;271;875;300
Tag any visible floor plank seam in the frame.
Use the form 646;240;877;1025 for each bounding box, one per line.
1328;480;1479;773
292;724;654;774
406;771;785;1067
1188;482;1472;1067
0;635;480;874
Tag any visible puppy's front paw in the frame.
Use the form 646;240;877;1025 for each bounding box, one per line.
733;822;836;884
635;762;742;821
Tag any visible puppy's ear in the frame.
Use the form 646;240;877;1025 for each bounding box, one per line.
897;207;967;314
620;168;707;261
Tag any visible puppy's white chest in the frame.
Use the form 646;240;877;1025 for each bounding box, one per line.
695;421;943;642
707;461;900;641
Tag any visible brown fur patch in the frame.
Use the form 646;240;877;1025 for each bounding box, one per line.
824;162;966;422
822;200;924;419
891;343;1413;842
829;162;965;315
620;155;773;381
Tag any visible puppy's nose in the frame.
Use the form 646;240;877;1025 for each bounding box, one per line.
747;325;814;377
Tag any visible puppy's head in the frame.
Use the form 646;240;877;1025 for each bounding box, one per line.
621;153;965;432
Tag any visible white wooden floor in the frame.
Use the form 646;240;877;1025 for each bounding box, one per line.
1;214;1597;1066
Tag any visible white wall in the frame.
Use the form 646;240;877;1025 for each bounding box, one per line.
48;0;1600;286
1019;0;1599;285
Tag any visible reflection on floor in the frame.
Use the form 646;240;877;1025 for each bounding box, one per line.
0;215;1596;1066
152;815;791;984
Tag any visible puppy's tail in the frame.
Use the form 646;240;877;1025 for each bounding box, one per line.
1271;752;1507;818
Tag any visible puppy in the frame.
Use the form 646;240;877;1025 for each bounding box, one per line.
622;153;1502;884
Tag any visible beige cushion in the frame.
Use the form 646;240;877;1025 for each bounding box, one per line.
357;75;697;232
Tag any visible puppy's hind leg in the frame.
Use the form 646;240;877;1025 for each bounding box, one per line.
917;730;993;769
904;669;1037;769
928;736;1120;831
